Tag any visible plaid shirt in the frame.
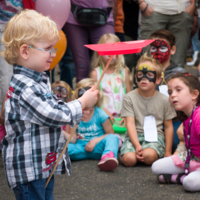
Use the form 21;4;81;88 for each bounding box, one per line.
1;65;82;189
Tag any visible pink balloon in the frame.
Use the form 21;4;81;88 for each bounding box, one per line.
36;0;71;30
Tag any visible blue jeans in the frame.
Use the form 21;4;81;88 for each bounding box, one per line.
68;134;119;160
192;18;200;52
13;176;54;200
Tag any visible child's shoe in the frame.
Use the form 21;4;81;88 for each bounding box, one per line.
98;151;118;171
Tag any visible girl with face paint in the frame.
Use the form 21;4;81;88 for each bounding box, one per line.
67;78;120;171
51;81;77;143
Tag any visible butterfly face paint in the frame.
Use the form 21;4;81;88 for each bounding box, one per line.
53;86;68;102
137;64;157;83
150;39;170;63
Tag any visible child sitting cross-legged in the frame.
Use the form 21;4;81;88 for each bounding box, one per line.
68;78;119;171
119;53;177;167
152;73;200;192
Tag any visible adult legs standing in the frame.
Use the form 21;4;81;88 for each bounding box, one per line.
168;12;193;67
63;23;114;83
59;44;75;88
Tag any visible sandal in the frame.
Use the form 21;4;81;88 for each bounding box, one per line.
157;173;186;184
176;173;185;185
157;174;173;184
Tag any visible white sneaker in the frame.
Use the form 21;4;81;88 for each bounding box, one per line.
187;51;200;66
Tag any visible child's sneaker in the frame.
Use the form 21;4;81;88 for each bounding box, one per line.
98;151;118;171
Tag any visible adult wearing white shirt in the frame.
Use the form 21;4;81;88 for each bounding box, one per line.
139;0;196;68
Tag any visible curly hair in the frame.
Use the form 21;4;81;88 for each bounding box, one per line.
1;9;59;65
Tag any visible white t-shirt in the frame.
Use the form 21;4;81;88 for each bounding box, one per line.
145;0;191;15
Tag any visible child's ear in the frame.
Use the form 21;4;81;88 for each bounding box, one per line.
19;44;29;60
156;76;162;85
192;89;199;101
170;45;176;56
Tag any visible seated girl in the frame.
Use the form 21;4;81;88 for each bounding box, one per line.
68;78;119;171
51;80;76;143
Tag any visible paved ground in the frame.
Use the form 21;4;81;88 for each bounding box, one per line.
1;156;200;200
0;65;199;200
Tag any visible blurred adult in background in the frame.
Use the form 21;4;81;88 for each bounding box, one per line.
63;0;117;83
0;0;23;111
59;44;75;89
115;0;125;42
123;0;139;84
139;0;196;68
187;1;200;66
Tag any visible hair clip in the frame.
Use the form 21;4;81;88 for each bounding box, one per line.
184;74;192;76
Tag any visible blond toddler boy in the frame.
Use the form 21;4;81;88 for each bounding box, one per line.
1;10;99;200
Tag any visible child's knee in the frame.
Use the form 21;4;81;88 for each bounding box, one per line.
182;173;200;192
143;149;158;165
120;152;137;167
151;160;160;175
106;134;119;141
105;134;119;146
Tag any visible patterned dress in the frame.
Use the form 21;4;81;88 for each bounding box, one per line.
95;66;126;118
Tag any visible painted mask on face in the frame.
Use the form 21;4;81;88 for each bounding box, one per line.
78;87;91;98
150;39;170;63
53;86;68;102
137;64;157;83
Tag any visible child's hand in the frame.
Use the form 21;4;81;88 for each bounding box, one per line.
120;118;126;127
103;108;114;124
85;139;98;152
79;86;99;109
109;115;115;124
136;145;144;162
81;108;92;121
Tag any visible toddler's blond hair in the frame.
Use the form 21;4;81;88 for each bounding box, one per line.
1;9;59;65
136;53;162;78
73;78;103;108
